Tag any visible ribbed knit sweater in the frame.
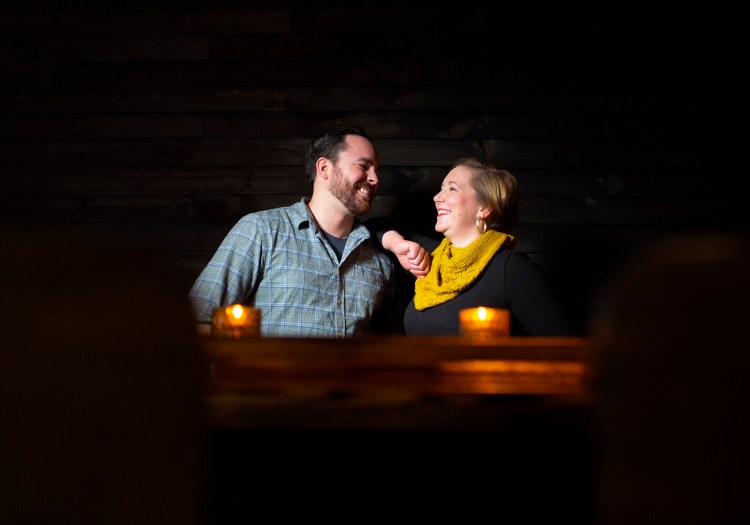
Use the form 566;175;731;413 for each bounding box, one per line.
402;234;579;336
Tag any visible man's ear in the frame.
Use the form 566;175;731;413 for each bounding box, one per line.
316;157;331;180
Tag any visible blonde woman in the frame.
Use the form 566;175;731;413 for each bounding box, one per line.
378;157;578;336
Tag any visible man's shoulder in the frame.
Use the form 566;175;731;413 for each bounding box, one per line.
237;200;308;226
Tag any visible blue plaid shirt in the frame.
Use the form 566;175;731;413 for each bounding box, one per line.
189;198;395;337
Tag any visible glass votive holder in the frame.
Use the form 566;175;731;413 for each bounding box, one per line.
212;304;261;338
459;306;510;337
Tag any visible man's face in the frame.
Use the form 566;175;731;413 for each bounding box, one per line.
328;135;380;216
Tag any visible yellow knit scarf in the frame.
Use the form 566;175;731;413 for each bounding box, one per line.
414;230;514;311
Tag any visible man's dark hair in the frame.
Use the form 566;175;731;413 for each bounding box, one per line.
304;126;371;185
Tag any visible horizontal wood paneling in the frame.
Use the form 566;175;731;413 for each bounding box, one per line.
4;193;738;228
5;166;714;197
0;87;703;113
1;2;746;334
0;111;699;140
2;138;705;169
0;221;721;255
49;60;567;88
0;9;290;37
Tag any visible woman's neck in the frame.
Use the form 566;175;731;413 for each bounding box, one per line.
446;231;481;248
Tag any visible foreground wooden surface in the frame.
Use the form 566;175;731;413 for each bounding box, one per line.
201;335;600;523
201;335;597;431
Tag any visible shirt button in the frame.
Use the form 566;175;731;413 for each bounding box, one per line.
337;299;342;305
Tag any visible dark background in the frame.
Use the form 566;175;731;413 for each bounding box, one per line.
2;3;749;524
2;1;747;333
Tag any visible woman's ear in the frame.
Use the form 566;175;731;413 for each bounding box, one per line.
477;206;491;220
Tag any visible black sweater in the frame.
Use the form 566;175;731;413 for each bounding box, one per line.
401;234;579;336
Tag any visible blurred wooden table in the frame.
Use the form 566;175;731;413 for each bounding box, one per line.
200;335;600;523
200;335;597;431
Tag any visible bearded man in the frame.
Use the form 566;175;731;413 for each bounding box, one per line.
189;126;429;337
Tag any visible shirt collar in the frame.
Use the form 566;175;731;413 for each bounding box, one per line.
291;197;369;241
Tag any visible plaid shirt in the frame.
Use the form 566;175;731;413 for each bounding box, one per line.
189;198;395;337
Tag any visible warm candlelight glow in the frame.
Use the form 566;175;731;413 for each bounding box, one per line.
477;306;488;321
459;307;510;337
212;304;260;338
228;304;248;324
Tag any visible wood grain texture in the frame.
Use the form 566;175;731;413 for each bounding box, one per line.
0;2;745;336
202;335;596;427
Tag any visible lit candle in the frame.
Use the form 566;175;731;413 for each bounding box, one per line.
212;304;261;338
459;307;510;337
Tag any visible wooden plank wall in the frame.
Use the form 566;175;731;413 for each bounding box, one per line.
1;1;747;333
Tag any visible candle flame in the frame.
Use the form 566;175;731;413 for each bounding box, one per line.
459;306;510;337
230;304;245;319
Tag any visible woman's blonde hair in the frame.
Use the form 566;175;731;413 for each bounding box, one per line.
454;157;518;232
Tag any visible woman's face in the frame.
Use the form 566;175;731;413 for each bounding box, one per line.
433;166;485;247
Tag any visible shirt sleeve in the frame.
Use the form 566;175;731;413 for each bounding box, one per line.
503;251;580;336
188;216;265;323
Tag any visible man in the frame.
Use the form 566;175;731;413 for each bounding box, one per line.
189;126;429;337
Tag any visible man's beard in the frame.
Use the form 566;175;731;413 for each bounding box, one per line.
329;166;374;216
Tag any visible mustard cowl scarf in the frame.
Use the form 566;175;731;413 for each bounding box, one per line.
414;230;514;311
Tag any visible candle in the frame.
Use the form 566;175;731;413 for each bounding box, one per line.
459;307;510;337
212;304;261;338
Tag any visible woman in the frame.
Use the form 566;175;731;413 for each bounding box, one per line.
379;157;578;336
